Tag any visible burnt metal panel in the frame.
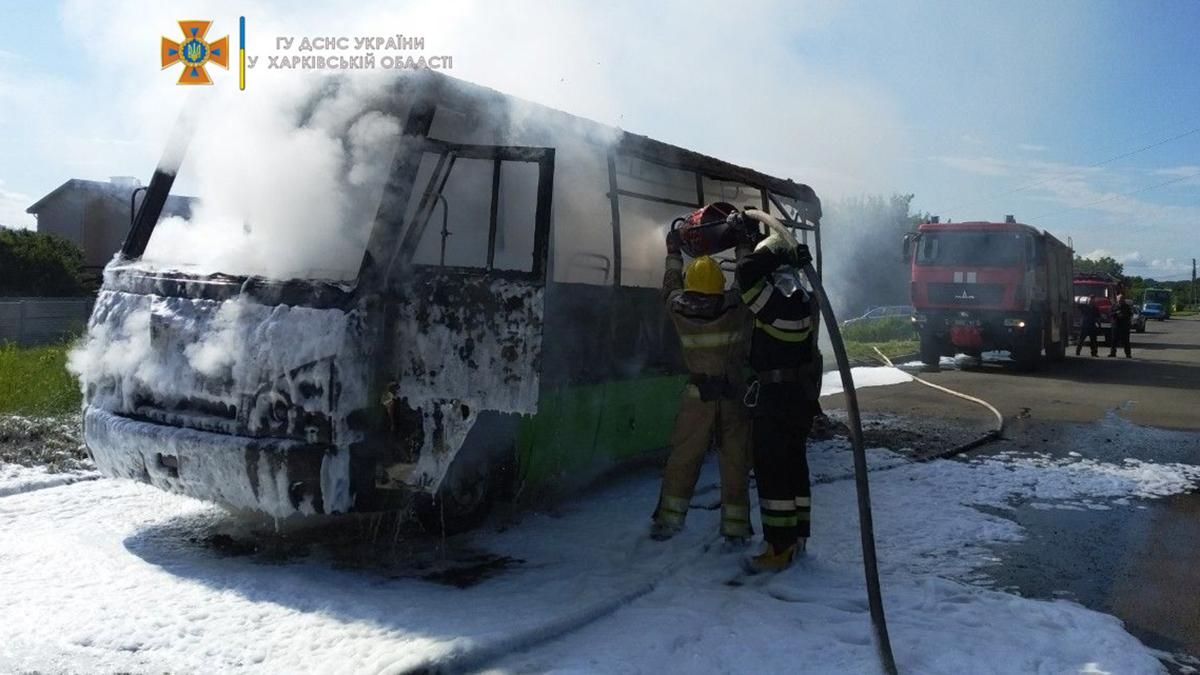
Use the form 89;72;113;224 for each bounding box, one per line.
606;151;622;287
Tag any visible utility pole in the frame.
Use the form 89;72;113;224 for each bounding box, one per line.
1193;258;1197;309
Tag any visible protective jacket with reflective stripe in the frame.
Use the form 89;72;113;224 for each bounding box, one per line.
663;253;751;380
735;247;818;372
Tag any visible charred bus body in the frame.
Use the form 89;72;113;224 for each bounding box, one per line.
81;71;822;531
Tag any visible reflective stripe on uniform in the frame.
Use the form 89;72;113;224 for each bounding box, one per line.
742;279;775;314
794;496;811;507
771;316;812;331
761;498;796;511
722;504;750;522
741;278;767;306
722;504;752;537
755;318;813;343
678;331;741;349
659;495;690;516
762;513;799;528
722;520;751;537
657;509;684;526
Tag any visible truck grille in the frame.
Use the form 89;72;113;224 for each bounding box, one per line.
927;283;1006;306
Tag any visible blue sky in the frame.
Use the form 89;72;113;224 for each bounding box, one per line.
1;0;1197;280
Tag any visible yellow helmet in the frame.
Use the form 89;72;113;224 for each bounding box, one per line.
684;256;725;295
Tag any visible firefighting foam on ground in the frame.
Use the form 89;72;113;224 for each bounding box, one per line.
4;3;1200;674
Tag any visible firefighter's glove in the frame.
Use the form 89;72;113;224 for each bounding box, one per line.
726;211;758;245
666;229;683;255
790;243;813;268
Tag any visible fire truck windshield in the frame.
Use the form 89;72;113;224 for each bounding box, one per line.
1074;283;1112;299
915;231;1026;267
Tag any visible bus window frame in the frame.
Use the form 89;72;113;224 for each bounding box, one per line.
394;139;555;284
605;152;822;287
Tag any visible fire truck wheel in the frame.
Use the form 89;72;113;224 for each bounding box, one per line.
1013;320;1043;371
1045;314;1067;362
919;333;941;366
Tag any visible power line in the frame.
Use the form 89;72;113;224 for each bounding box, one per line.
942;123;1200;216
1026;169;1200;221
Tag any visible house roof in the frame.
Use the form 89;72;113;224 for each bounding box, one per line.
26;178;195;218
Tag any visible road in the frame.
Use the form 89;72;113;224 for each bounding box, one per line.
832;315;1200;431
826;315;1200;669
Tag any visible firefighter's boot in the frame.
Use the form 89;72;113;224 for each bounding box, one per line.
743;539;804;574
650;519;682;541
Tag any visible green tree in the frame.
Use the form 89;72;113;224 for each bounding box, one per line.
0;228;87;297
1074;255;1124;278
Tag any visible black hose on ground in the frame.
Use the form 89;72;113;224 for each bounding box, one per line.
741;208;898;674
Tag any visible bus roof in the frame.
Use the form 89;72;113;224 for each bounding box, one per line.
396;71;822;219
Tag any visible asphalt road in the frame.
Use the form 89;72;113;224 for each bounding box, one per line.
828;314;1200;431
827;315;1200;669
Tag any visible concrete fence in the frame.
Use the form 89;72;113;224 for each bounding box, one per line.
0;298;94;347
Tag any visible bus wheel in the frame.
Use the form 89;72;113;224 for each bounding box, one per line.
415;453;496;535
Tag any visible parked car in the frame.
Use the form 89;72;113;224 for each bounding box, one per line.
842;305;915;327
1132;304;1147;333
1141;302;1167;322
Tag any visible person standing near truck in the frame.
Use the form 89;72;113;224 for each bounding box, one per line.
650;230;753;544
1076;297;1100;357
1109;294;1134;358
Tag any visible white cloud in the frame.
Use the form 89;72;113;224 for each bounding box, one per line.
1018;143;1047;152
1078;249;1192;280
934;155;1012;177
0;180;34;229
1153;165;1200;177
36;0;906;203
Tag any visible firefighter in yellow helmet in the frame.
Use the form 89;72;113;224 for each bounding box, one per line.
650;228;753;544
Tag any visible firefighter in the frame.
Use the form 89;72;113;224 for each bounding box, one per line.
1108;294;1133;358
732;213;820;573
650;231;753;544
1076;297;1100;357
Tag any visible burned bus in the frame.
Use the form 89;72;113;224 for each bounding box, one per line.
80;71;822;532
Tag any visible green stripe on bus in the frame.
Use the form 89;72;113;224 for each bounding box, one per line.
516;374;685;492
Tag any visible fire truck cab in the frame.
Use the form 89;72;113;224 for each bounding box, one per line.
905;217;1073;370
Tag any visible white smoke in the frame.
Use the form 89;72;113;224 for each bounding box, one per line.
137;75;403;281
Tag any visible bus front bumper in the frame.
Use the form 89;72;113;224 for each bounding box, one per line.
84;406;352;518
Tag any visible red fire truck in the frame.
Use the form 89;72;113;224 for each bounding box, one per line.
904;216;1074;370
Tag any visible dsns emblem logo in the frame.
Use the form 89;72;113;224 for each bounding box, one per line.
161;20;229;85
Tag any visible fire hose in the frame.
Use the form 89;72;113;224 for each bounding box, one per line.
741;209;900;675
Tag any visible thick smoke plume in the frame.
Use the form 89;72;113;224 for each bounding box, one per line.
821;194;923;318
140;76;403;281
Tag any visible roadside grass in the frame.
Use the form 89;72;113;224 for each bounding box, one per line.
843;339;919;365
0;341;81;416
840;315;915;342
836;317;919;365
